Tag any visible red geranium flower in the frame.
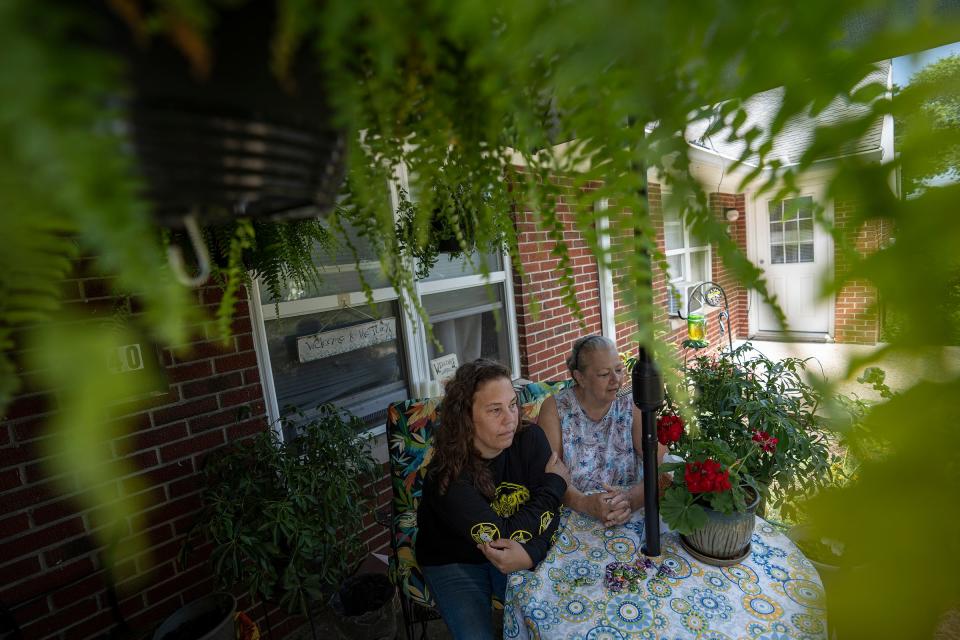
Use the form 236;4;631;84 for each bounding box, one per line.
684;458;731;494
656;414;684;445
751;430;779;453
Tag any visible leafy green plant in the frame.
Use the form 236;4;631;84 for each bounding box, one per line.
5;0;960;635
184;405;378;616
660;344;835;525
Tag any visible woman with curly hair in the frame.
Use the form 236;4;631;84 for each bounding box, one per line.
417;359;570;639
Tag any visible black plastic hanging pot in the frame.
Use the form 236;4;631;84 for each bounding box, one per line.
100;0;346;229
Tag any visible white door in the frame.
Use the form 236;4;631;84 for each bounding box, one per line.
755;194;831;334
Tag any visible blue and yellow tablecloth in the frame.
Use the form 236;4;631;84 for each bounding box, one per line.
504;508;827;640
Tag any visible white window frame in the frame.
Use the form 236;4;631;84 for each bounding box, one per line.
663;198;712;316
595;199;618;341
249;169;521;439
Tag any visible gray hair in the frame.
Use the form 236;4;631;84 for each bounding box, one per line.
565;335;617;377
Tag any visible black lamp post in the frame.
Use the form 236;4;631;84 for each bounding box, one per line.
632;347;664;556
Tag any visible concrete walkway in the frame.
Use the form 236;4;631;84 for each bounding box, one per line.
733;339;960;402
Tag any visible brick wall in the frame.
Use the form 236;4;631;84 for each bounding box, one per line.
512;178;750;377
512;177;605;381
620;190;749;358
0;266;391;639
833;199;882;344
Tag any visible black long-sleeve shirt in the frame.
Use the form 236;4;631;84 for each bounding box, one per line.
416;423;567;568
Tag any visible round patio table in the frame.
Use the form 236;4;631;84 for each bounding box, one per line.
503;508;827;640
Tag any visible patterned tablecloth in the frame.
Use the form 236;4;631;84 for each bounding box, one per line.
503;508;827;640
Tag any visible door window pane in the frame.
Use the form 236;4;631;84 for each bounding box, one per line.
770;223;784;244
263;301;408;430
799;243;815;262
771;245;784;264
423;285;510;371
784;245;799;263
784;220;800;243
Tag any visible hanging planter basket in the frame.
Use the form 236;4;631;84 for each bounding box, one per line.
102;0;346;229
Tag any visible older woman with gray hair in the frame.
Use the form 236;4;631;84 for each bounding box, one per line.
539;335;666;527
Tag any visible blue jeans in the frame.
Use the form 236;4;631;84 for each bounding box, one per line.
422;562;507;640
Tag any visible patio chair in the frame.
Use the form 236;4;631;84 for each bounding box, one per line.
385;380;570;640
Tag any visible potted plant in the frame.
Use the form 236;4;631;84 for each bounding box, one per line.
393;181;504;279
657;343;835;564
181;404;383;639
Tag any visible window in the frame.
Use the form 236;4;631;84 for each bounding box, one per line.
663;203;711;315
769;196;814;264
251;179;520;436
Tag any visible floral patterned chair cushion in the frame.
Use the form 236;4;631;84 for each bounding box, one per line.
516;380;572;423
385;380;571;612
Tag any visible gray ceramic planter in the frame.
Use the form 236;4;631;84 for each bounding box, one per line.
679;486;760;566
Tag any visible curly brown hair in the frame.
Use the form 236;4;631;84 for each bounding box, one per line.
431;359;521;497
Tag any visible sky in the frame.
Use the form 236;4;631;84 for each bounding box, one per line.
892;41;960;86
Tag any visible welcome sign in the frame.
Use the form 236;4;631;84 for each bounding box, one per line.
297;318;397;363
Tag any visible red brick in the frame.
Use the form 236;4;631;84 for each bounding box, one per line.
219;385;262;408
87;485;165;532
241;367;260;386
31;495;87;526
165;360;214;383
170;340;235;365
188;408;240;434
226;418;267;441
0;466;23;491
142;494;201;530
4;393;56;421
151;397;219;427
122;460;193;495
159;430;225;464
0;479;67;516
181;372;243;399
62;609;118;639
21;596;99;639
115;423;188;456
180;575;216;603
213;351;258;374
168;474;202;499
0;554;42;582
49;572;107;608
0;556;94;605
235;333;255;352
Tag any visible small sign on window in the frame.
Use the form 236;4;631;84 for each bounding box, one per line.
297;318;397;363
430;353;459;384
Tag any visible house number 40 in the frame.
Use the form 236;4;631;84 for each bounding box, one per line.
108;343;145;374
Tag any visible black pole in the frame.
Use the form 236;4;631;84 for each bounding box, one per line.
632;347;664;556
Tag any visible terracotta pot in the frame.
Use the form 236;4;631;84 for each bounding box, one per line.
679;485;760;566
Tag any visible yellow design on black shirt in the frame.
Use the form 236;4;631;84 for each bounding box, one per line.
510;529;532;543
490;482;530;517
539;510;554;534
471;522;501;543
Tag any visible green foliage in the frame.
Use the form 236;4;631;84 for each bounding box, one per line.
4;0;960;634
185;405;378;615
896;54;960;193
0;0;195;410
665;344;835;521
199;217;335;338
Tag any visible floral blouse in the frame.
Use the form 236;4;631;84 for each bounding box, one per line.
556;386;641;492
